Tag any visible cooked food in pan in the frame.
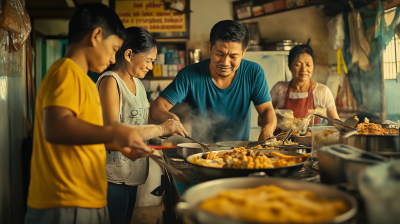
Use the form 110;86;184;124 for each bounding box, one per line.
190;147;308;169
356;117;399;135
244;140;298;149
199;185;350;223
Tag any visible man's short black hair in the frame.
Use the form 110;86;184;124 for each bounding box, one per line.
68;3;127;44
209;20;249;51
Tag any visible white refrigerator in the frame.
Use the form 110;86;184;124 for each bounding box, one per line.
244;51;292;140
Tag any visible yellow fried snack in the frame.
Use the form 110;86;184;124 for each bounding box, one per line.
199;185;350;223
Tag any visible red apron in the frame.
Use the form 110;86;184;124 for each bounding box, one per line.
283;80;320;125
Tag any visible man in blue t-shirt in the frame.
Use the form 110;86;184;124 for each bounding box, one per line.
150;20;277;143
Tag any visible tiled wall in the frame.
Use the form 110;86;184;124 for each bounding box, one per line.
0;44;27;223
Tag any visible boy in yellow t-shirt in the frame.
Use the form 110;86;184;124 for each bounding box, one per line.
24;3;150;224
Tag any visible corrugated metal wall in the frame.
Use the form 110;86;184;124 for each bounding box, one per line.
0;42;27;224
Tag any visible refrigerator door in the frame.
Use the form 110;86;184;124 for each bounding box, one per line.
244;51;289;90
244;51;289;141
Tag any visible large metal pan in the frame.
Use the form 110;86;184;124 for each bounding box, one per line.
339;134;400;158
177;143;204;159
186;149;305;180
176;177;358;224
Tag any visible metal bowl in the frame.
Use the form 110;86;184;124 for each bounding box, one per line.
176;177;358;224
290;135;312;144
216;141;249;148
186;149;305;180
339;134;400;158
177;143;204;159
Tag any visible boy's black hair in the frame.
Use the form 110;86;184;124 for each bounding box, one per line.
68;3;127;44
288;45;315;67
106;27;157;72
209;20;249;51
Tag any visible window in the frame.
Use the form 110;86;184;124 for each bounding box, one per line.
383;35;400;80
383;8;399;80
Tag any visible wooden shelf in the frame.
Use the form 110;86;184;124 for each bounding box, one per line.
156;38;188;43
233;0;337;21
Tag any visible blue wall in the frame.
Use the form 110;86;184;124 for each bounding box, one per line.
386;79;400;120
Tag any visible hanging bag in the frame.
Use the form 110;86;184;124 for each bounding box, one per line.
0;0;31;52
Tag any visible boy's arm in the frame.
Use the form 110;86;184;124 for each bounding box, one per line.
43;106;149;160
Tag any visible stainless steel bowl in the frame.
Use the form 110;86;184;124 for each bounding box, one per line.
177;143;204;159
176;177;358;224
339;134;400;158
290;136;311;144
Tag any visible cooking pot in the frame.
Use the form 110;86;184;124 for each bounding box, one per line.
186;149;305;180
339;134;400;158
177;143;204;159
176;177;358;224
318;144;387;186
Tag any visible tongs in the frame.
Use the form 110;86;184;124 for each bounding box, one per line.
183;134;211;152
313;114;358;130
135;147;190;186
313;114;359;138
246;130;292;148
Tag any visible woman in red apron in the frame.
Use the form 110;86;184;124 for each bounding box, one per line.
267;45;340;135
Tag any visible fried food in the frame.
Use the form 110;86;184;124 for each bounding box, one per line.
199;185;350;223
190;148;308;169
356;117;399;135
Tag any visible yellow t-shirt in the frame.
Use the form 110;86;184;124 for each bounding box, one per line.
28;58;107;209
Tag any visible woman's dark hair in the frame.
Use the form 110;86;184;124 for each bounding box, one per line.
68;3;126;44
210;20;249;51
288;45;315;67
106;27;157;72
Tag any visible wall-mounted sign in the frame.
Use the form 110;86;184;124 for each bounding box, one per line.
115;1;186;33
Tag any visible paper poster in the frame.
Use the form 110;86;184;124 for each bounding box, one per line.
116;1;186;33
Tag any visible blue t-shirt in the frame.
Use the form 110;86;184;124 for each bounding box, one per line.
160;59;271;143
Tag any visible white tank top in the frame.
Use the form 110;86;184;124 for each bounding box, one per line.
97;71;150;186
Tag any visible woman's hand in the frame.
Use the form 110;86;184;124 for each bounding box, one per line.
158;119;189;137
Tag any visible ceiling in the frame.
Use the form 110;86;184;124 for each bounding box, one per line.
26;0;108;19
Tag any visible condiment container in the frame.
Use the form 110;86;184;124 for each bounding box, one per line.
274;0;287;11
263;1;276;13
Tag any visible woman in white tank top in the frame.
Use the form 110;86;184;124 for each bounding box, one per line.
97;27;187;224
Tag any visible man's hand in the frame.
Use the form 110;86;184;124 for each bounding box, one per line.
258;126;274;141
255;101;277;141
158;119;189;137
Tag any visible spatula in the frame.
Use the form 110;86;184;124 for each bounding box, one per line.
136;147;190;186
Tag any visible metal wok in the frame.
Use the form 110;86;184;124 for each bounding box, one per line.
185;149;305;180
176;177;358;224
